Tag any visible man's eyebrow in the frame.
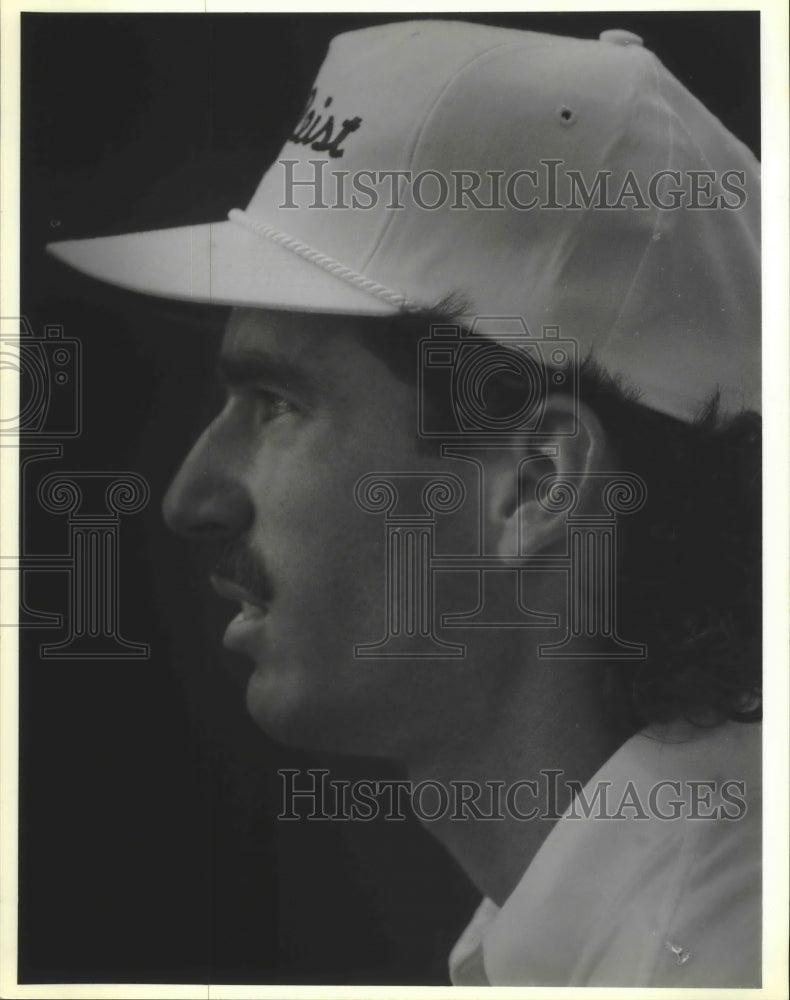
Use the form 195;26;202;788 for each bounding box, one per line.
218;352;320;394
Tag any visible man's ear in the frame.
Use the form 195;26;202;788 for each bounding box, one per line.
485;396;612;558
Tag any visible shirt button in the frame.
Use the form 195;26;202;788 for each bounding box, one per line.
599;29;644;47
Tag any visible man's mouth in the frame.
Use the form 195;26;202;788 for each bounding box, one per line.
211;574;269;611
210;574;270;652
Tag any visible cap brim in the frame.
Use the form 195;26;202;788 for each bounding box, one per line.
46;220;398;316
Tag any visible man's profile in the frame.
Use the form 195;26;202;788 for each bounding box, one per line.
42;17;761;988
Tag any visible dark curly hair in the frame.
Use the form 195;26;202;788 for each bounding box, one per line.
352;302;762;730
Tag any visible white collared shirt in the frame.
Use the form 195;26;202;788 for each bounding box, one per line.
449;720;761;987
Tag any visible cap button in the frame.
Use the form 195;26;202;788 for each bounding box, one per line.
599;29;644;47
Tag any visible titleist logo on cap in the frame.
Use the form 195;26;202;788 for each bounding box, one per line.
288;89;362;159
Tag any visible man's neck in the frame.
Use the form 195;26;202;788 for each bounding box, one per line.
403;660;629;906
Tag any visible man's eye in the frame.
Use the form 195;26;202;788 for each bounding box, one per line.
250;388;294;422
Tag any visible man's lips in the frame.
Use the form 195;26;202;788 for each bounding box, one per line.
210;574;270;657
210;574;269;619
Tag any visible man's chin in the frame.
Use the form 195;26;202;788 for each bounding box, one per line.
243;667;375;755
244;668;330;751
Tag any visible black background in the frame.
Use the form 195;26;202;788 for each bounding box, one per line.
19;11;759;986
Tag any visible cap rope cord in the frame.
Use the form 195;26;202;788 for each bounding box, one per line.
228;208;410;310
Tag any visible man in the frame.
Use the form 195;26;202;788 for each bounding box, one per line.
47;19;761;987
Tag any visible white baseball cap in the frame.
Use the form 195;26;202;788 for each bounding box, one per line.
47;19;760;422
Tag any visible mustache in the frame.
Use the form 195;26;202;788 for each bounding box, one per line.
212;540;273;604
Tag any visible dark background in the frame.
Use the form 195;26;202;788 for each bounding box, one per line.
19;11;760;986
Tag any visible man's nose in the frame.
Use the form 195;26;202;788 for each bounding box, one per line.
162;422;254;542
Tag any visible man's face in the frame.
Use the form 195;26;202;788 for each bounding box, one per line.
163;307;475;755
